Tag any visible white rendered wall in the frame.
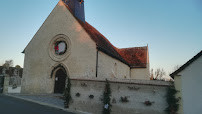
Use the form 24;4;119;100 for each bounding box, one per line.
8;87;21;93
131;63;150;80
178;56;202;114
97;51;130;80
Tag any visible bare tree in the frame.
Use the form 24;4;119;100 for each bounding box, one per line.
150;68;154;80
2;60;13;68
151;68;166;80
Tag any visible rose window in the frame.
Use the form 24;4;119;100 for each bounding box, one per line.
54;41;67;55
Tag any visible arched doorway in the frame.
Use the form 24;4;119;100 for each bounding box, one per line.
54;68;67;93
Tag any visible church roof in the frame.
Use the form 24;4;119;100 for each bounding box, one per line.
64;2;148;68
78;20;129;66
117;47;148;68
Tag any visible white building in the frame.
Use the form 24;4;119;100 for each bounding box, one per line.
170;50;202;114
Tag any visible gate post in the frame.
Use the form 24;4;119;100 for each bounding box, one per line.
0;75;4;93
3;75;9;94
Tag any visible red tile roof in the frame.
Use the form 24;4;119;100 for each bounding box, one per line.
78;20;129;65
63;2;148;68
117;47;148;68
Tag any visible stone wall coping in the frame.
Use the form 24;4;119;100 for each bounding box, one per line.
71;78;172;87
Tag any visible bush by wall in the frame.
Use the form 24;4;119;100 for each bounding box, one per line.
64;77;71;108
165;86;179;114
102;79;111;114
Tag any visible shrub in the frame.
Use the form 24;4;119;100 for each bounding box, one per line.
64;78;71;108
120;96;129;103
165;86;179;114
144;100;153;106
102;79;111;114
76;93;80;97
89;95;94;99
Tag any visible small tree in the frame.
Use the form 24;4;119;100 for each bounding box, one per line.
15;65;21;69
150;69;154;80
64;77;71;108
3;60;13;68
102;79;111;114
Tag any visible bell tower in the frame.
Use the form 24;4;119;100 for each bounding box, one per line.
62;0;85;23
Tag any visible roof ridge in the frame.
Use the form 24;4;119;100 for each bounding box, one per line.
118;46;147;50
170;50;202;77
84;22;117;48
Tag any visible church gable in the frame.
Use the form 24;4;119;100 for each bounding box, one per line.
23;1;96;55
23;0;98;71
21;1;99;93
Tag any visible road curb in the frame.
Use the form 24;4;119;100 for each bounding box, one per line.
4;94;91;114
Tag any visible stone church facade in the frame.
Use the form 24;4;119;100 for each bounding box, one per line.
21;0;150;94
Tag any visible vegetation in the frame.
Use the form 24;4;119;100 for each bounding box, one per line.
150;68;166;80
75;92;80;97
64;77;71;108
15;65;21;69
144;100;153;106
165;86;179;114
2;60;13;68
89;95;94;99
102;79;111;114
1;60;21;69
120;96;129;103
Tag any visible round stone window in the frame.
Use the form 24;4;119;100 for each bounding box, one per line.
54;41;67;55
49;34;71;62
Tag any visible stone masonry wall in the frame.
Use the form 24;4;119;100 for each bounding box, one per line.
69;79;170;114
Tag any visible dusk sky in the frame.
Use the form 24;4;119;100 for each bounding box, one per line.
0;0;201;75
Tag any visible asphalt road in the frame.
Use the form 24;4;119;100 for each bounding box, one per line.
0;94;74;114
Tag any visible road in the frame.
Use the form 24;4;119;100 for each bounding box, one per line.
0;94;74;114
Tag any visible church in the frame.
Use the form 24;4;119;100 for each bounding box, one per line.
21;0;150;94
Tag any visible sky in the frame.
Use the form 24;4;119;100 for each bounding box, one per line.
0;0;201;75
